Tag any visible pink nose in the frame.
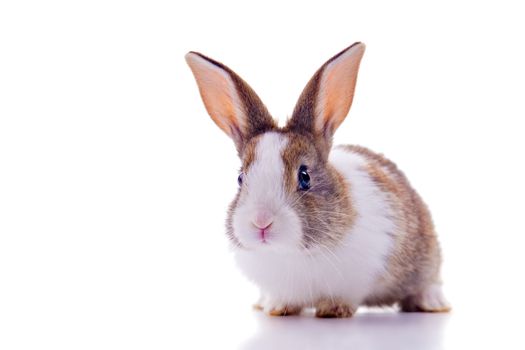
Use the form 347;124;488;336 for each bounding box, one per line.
253;210;274;229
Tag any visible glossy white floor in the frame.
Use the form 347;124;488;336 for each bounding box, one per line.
179;297;524;349
179;290;525;350
174;284;524;350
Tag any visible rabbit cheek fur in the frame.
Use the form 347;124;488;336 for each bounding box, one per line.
185;42;450;317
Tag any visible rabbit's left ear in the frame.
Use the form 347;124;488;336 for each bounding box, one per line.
286;43;365;154
185;51;276;155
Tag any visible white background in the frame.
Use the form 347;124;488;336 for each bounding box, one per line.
1;1;524;349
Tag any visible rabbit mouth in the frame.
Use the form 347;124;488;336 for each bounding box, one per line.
252;226;274;246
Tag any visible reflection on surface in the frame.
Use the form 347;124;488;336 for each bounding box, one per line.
240;309;450;350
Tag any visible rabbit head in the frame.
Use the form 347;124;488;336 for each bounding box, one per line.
186;43;365;252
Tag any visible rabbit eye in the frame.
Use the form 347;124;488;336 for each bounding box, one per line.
298;165;310;190
238;173;243;186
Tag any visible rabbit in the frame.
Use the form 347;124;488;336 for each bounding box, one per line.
185;42;450;318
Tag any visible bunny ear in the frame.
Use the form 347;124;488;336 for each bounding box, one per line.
286;43;365;154
185;52;276;154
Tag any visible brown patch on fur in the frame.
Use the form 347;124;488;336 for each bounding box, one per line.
337;145;442;308
400;296;451;313
240;137;259;172
225;191;243;248
281;133;355;248
315;298;355;318
268;305;302;316
365;163;400;196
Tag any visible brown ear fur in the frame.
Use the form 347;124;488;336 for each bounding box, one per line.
185;52;276;154
285;42;365;156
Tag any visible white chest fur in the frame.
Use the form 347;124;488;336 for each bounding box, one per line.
234;148;396;307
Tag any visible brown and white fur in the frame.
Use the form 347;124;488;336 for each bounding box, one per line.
185;43;450;318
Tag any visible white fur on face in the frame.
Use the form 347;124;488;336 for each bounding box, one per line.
232;132;303;251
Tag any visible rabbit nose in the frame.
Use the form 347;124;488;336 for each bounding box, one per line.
253;210;274;229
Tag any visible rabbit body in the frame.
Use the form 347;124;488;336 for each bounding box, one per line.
234;141;448;317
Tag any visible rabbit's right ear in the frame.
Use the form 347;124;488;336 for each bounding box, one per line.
286;43;365;156
185;52;276;154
